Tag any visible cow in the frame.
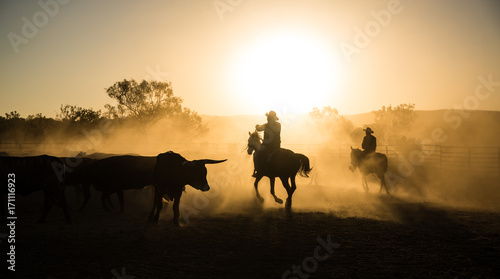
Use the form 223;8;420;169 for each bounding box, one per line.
0;155;71;223
150;151;227;226
73;155;157;213
60;156;99;211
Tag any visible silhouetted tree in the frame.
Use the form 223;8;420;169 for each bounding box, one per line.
25;113;57;140
309;106;356;144
105;79;182;125
371;103;416;144
56;105;102;123
105;79;205;134
5;111;21;120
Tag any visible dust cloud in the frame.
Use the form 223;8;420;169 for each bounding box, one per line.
3;109;500;222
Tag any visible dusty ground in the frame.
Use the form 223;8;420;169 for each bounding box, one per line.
3;185;500;279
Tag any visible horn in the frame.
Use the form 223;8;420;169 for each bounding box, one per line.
199;159;227;165
350;146;353;150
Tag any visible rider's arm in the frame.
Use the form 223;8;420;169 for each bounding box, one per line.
255;124;266;131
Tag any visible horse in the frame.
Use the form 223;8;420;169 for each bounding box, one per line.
349;147;390;194
246;131;312;213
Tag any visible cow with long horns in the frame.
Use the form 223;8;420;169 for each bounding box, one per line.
150;151;227;226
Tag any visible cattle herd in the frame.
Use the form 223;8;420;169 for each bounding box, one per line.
0;151;227;225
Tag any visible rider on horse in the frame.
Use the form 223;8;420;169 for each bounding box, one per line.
252;110;281;177
361;127;376;158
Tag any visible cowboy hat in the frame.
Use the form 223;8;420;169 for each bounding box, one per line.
265;110;279;120
363;127;374;133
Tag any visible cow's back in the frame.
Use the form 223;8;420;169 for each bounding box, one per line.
82;155;156;191
154;151;187;183
62;157;98;186
0;155;64;196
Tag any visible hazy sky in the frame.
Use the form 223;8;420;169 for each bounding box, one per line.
1;0;500;117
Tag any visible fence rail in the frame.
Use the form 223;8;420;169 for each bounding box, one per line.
1;142;499;175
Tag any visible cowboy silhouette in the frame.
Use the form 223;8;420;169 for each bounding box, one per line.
253;110;281;177
361;127;376;157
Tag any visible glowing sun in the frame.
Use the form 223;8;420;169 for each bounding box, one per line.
232;31;340;114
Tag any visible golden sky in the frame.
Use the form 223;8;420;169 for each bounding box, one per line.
1;0;500;117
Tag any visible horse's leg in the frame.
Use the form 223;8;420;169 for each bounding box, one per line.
290;175;297;194
379;172;390;195
362;173;369;192
280;176;293;215
270;177;283;204
254;175;264;203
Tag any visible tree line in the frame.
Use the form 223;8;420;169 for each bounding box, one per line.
0;79;205;143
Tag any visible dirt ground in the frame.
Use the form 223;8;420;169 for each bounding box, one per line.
3;185;500;279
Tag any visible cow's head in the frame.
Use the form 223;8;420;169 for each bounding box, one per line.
183;159;227;191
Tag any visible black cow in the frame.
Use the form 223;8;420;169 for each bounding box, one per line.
63;152;141;212
0;155;71;223
74;155;157;212
150;151;227;226
60;156;99;211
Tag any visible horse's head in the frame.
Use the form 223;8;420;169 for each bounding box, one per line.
349;146;362;172
247;131;262;155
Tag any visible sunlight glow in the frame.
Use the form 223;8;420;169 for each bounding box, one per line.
232;31;340;114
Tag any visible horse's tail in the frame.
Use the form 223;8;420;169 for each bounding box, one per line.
295;153;312;178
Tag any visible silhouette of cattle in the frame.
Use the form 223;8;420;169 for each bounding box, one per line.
60;156;99;211
72;155;157;212
0;155;71;223
150;151;227;226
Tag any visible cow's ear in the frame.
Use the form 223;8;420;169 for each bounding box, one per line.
249;131;251;135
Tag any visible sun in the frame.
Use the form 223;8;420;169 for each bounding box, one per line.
231;31;340;114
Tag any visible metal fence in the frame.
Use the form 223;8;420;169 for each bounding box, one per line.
283;144;500;175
